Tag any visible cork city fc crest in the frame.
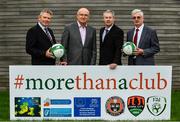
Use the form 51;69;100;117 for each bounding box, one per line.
105;96;125;116
127;96;145;117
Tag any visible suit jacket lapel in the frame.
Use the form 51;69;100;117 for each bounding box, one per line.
37;24;46;37
100;27;105;42
138;26;147;48
129;28;135;42
74;23;83;45
37;24;53;44
102;25;115;42
103;25;115;41
84;25;92;46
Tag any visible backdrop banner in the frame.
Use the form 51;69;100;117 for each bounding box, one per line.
9;65;172;120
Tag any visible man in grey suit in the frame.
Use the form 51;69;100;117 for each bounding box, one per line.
61;8;96;65
127;9;160;65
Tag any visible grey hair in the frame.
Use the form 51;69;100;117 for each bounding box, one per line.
103;9;115;17
40;8;53;16
131;9;143;16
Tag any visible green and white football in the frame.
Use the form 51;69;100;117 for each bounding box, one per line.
50;43;64;59
122;42;136;55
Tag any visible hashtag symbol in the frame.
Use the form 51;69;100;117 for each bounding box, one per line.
14;75;24;89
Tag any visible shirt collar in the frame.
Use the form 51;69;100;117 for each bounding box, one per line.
38;22;47;30
105;24;113;31
135;24;144;31
77;21;87;28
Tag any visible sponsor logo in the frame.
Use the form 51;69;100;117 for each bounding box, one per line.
15;97;41;117
105;96;125;116
127;96;145;117
43;108;72;117
44;98;50;107
147;96;166;116
74;97;101;117
44;98;71;106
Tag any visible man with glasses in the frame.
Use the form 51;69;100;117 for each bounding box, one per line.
61;8;96;65
127;9;160;65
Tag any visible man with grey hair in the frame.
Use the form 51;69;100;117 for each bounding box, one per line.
99;9;124;69
126;9;160;65
26;8;56;65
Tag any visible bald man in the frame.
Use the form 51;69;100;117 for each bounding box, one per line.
61;8;96;65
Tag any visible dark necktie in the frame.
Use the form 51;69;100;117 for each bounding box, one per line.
102;29;109;42
105;29;109;35
133;28;139;46
45;28;53;43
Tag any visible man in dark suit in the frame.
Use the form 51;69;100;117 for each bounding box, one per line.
99;10;124;69
26;8;56;65
61;8;96;65
127;9;160;65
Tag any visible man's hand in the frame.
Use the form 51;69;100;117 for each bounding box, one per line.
60;61;67;65
45;48;54;58
133;48;144;56
109;63;117;70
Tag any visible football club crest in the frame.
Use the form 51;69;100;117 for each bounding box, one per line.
147;96;166;116
105;96;125;116
127;96;145;117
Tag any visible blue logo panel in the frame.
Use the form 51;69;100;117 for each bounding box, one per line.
51;99;71;105
74;97;101;117
44;108;72;117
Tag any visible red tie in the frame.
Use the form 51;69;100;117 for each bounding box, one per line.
133;28;139;46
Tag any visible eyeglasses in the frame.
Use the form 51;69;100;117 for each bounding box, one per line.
132;16;141;19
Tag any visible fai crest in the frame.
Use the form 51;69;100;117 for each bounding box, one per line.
147;96;166;116
105;96;125;116
127;96;145;117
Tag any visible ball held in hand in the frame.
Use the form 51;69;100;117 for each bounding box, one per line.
50;43;65;59
122;42;136;55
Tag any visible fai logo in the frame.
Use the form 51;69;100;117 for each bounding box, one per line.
147;96;166;116
127;96;145;117
105;96;125;116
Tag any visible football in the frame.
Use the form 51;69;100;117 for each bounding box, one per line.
50;43;64;59
122;42;136;55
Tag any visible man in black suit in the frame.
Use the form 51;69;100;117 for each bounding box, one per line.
127;9;160;65
26;8;56;65
99;10;124;69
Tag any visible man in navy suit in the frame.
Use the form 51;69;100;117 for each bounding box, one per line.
99;10;124;69
26;8;56;65
127;9;160;65
61;8;96;65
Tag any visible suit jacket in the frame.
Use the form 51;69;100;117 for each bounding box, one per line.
61;22;96;65
127;25;160;65
26;24;56;65
99;24;124;65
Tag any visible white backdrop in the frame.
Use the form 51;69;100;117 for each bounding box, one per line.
9;66;172;120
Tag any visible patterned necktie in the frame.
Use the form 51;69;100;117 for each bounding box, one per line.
45;28;53;43
133;28;139;46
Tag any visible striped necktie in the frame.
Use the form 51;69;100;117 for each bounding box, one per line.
45;28;53;43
